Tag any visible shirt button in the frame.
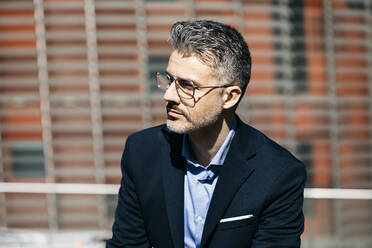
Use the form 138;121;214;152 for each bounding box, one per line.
197;216;203;223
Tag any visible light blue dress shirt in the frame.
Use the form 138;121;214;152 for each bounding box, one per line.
182;119;237;248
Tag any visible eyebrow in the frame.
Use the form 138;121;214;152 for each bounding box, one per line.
165;71;198;86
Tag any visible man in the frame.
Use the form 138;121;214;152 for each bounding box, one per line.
107;20;306;248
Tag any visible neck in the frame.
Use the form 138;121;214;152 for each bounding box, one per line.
188;114;234;167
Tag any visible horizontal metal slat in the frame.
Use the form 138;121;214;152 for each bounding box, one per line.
50;109;91;117
194;2;238;10
191;16;236;24
0;110;40;118
102;123;142;131
95;0;136;9
146;16;188;25
242;5;277;13
0;18;35;26
105;168;121;177
58;198;103;207
333;10;368;18
100;76;139;85
52;138;93;146
51;123;92;132
145;1;186;9
103;138;125;146
45;31;87;41
0;95;39;104
333;23;369;32
5;214;48;222
334;38;369;46
95;16;136;24
101;94;143;103
6;199;47;208
48;61;88;70
58;214;100;222
0;62;38;71
0;1;33;9
101;107;143;115
96;30;138;40
44;1;84;10
1;124;41;132
50;95;90;103
55;168;98;177
49;77;89;85
53;154;94;162
0;31;35;42
44;16;86;25
97;44;139;53
47;46;87;55
147;31;172;40
99;61;139;70
0;78;38;87
0;48;36;56
334;68;369;74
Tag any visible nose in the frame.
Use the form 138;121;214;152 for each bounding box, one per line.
163;81;180;104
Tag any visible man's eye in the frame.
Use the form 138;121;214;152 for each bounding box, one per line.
178;79;194;89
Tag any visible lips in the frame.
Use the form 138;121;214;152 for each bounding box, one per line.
167;108;183;116
166;102;184;119
166;105;184;119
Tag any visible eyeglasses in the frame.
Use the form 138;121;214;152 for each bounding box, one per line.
156;72;232;99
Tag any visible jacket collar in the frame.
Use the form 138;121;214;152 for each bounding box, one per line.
200;117;257;247
161;128;185;248
161;117;257;248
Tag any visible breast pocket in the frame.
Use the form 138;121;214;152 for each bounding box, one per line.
217;215;257;231
209;216;258;248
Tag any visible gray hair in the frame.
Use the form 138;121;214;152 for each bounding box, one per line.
169;20;252;94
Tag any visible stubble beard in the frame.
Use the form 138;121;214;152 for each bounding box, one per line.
166;103;223;134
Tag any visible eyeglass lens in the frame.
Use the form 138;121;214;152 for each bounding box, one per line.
157;73;194;99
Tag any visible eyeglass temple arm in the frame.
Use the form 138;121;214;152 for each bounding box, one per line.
195;85;231;89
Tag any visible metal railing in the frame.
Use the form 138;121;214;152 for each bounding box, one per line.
1;182;372;200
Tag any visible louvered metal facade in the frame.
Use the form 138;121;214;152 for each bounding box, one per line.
0;0;371;246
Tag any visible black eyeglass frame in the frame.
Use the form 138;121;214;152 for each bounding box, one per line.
156;71;233;99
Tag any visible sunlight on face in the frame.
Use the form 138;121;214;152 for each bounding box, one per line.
163;50;224;134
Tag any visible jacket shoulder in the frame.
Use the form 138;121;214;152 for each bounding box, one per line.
125;124;168;146
129;124;166;139
247;124;301;163
120;124;168;175
240;123;305;177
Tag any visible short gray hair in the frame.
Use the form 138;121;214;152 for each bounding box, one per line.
169;20;252;94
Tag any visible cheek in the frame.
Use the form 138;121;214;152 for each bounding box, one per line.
204;94;223;110
195;97;221;117
182;93;223;119
179;100;195;116
183;106;193;119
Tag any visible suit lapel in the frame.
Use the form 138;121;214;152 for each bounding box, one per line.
161;128;185;248
200;120;257;247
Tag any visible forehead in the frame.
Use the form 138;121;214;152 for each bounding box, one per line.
166;50;217;85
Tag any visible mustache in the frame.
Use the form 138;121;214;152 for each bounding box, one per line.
166;103;183;114
166;103;191;122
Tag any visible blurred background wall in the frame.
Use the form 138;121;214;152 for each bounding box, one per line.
0;0;371;247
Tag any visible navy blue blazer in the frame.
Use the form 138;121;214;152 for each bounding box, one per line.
107;118;306;248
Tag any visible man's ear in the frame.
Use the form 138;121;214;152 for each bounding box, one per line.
222;86;242;110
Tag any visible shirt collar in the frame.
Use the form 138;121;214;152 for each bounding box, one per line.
181;116;237;168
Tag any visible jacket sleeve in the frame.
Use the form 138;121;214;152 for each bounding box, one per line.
251;161;306;248
106;137;151;248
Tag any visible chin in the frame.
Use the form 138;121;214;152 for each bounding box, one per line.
166;114;221;134
166;120;187;134
166;119;196;134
